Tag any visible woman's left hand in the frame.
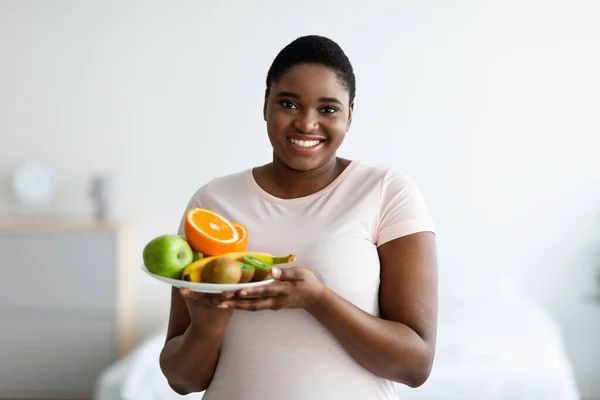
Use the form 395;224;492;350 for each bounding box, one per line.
220;266;325;311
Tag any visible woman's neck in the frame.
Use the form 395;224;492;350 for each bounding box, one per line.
258;156;350;199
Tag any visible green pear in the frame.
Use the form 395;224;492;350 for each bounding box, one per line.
143;234;193;279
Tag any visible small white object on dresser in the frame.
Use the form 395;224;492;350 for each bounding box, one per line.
0;219;137;399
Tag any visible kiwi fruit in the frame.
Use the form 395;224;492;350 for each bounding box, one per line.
238;262;255;283
201;257;242;284
243;255;272;282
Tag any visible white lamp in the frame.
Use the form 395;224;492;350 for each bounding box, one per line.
11;162;56;207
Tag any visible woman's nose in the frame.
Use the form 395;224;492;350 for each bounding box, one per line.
294;110;319;133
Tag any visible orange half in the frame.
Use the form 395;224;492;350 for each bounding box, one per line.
184;208;239;256
231;223;248;253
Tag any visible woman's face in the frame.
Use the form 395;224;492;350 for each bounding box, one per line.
264;63;353;172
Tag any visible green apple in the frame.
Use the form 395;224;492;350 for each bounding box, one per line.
179;235;203;261
143;234;193;279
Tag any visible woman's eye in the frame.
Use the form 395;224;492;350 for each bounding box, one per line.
320;106;338;114
280;101;298;109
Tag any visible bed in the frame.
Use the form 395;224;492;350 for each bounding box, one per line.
93;289;581;400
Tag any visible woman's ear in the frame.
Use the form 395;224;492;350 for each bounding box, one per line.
347;102;354;132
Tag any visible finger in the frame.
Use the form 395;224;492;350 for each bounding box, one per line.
222;298;282;312
273;266;305;282
180;287;203;300
208;295;223;307
220;291;236;300
237;283;288;298
180;288;220;307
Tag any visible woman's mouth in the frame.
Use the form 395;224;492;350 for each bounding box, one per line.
286;137;326;155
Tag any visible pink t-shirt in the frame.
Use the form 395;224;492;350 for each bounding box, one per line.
177;160;435;400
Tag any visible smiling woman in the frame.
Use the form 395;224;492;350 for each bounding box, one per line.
159;35;438;400
262;39;354;174
266;69;349;166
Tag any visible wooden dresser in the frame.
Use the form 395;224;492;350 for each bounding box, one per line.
0;219;136;399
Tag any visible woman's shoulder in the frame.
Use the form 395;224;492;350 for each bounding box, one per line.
353;161;435;244
352;160;429;212
352;160;415;188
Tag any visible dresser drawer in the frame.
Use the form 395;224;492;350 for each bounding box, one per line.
0;311;116;397
0;232;116;311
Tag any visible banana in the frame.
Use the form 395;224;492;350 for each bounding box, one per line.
181;251;295;283
246;252;296;265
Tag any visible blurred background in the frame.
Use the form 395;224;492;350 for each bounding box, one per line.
1;0;599;399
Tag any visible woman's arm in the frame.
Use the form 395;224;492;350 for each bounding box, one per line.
308;231;438;387
222;231;438;387
159;287;234;394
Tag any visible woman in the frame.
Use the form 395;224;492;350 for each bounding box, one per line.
159;35;438;400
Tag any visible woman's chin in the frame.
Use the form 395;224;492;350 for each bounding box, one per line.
277;153;325;172
286;158;322;172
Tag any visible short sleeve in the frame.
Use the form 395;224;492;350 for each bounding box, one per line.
376;168;435;247
176;184;207;235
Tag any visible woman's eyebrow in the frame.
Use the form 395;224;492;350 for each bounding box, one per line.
319;97;343;105
275;92;343;105
275;91;300;99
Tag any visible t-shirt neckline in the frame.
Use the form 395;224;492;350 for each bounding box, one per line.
244;160;360;205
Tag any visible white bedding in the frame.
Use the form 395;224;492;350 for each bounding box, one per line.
396;294;581;399
93;293;580;400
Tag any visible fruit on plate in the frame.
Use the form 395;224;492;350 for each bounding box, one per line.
143;207;297;285
178;235;203;260
182;258;206;280
238;262;255;283
243;255;274;282
184;208;247;256
201;257;243;284
181;251;295;282
231;223;248;253
143;234;193;279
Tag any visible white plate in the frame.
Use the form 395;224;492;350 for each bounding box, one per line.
141;264;275;294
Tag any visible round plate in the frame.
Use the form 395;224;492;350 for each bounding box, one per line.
141;264;275;293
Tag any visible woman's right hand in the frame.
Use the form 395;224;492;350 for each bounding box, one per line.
179;288;234;336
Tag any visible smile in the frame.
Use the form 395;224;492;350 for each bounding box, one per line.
286;137;326;155
287;138;325;148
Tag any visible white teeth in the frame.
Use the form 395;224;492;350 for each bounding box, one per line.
289;138;322;147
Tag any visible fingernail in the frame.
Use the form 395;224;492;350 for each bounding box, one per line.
271;267;281;278
180;288;190;296
239;290;247;296
218;303;229;309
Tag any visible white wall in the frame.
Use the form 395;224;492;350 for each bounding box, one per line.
1;0;599;396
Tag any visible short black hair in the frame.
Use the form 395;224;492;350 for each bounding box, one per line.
265;35;356;104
